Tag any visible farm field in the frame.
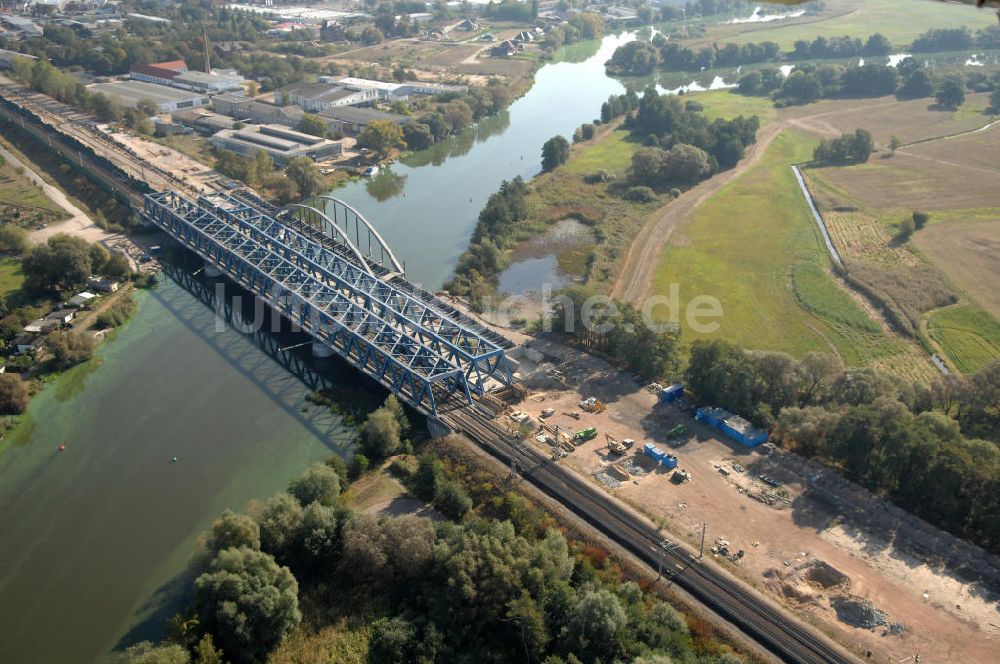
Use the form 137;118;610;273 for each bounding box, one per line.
812;128;999;211
786;92;995;146
927;304;1000;373
703;0;996;50
914;218;1000;321
647;129;919;371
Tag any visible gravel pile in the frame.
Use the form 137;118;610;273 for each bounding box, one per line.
831;598;887;629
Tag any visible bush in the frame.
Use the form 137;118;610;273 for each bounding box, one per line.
46;331;95;370
433;478;472;519
0;374;29;414
350;453;370;479
96;292;135;329
541;135;570;172
623;186;657;203
0;225;29;255
583;169;613;184
912;211;930;229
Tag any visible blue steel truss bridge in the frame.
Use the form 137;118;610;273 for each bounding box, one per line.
141;190;514;416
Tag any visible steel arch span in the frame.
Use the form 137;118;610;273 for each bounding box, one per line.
282;195;404;275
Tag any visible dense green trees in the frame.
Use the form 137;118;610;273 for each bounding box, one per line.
606;40;660;75
935;77;966;110
0;374;30;415
284;157;324;199
685;338;1000;553
45;331;96;369
0;225;29;255
541;135;570;172
549;285;681;381
194;547;301;664
447;177;528;307
357;119;406;156
812;129;874;164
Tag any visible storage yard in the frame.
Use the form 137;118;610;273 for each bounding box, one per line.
505;336;999;663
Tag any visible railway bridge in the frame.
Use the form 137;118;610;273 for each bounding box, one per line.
140;189;515;417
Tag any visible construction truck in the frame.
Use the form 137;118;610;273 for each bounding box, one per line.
607;436;626;456
578;397;606;413
573;426;598;443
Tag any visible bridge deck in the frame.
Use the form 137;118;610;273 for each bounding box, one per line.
141;191;513;415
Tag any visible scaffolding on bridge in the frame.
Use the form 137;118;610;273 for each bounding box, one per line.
141;190;513;415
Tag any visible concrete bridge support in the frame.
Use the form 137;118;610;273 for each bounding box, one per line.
426;416;454;440
203;259;223;278
311;341;336;359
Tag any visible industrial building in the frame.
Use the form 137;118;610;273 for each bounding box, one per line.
172;70;244;93
318;106;412;136
209;123;342;165
274;81;374;112
89;80;210;113
129;60;189;86
212;94;304;128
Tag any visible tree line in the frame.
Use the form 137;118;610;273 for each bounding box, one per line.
608;24;1000;77
446;177;528;309
738;57;974;109
624;88;759;188
113;434;740;663
685;339;1000;554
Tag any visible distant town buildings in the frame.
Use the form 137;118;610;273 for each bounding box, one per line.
209;123;342;165
88;80;210;113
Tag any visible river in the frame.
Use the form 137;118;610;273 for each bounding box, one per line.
333;32;634;289
0;32;637;663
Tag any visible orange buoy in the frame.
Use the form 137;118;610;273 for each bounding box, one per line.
58;444;66;452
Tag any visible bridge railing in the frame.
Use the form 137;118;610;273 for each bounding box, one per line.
197;192;512;394
143;191;475;415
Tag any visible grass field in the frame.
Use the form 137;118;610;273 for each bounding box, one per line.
0;257;24;302
928;304;1000;372
0;159;66;216
648;129;906;365
562;127;638;176
708;0;996;49
693;90;779;125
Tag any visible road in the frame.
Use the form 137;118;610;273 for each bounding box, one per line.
442;407;857;664
611;121;786;305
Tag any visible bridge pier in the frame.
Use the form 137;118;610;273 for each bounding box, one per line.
426;416;454;440
202;259;223;278
311;341;336;359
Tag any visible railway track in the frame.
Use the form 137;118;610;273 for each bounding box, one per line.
442;407;856;664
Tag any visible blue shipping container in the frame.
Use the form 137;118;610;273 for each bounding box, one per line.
660;383;684;403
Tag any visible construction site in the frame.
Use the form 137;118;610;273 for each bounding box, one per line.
486;334;1000;663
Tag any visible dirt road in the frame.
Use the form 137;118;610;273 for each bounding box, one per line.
0;143;109;245
611;121;786;305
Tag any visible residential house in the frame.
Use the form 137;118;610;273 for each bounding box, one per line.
12;334;43;356
491;40;523;57
67;292;97;308
514;31;534;43
87;277;120;293
46;309;76;325
456;19;479;31
24;319;60;334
